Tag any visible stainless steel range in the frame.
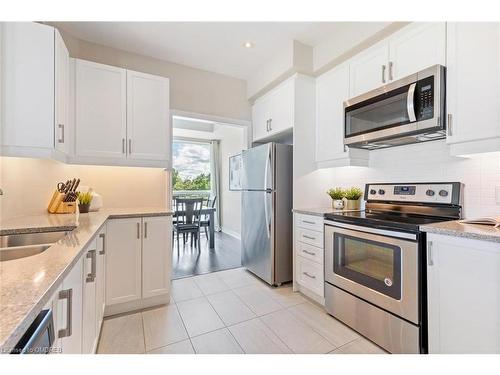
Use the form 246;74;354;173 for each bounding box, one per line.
324;182;463;354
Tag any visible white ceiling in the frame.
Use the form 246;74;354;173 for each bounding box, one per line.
55;22;341;80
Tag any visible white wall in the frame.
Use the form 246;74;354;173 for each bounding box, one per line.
0;157;169;222
294;141;500;219
173;122;247;237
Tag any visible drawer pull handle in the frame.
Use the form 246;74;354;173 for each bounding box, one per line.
303;272;316;279
302;235;316;240
302;250;316;256
302;220;316;225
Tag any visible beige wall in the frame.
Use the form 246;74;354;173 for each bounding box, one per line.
57;28;251;122
0;157;169;221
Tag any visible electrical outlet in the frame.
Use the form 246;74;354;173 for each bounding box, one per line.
496;186;500;205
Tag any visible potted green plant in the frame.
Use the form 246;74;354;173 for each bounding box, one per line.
77;191;93;213
327;187;345;210
344;187;363;210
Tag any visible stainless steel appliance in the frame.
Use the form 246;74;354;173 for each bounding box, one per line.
12;309;55;354
241;143;293;286
344;65;446;149
324;182;462;353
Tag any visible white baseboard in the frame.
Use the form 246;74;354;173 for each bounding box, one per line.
222;228;241;240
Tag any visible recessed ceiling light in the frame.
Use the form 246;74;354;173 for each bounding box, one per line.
243;42;254;48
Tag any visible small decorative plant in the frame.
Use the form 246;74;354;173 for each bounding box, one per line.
327;187;345;200
344;187;363;201
77;191;93;213
327;187;345;210
344;187;363;210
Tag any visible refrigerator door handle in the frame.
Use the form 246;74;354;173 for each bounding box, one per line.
264;143;272;191
264;192;271;239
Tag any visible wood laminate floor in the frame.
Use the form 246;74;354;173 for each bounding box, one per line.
172;231;242;279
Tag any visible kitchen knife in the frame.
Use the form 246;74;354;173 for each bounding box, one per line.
73;179;80;192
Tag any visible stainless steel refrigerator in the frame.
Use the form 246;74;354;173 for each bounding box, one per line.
241;143;293;286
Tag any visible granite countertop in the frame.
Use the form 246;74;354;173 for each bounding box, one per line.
292;207;363;217
420;220;500;243
0;207;172;352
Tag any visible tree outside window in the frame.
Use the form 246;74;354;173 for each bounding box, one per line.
172;140;211;192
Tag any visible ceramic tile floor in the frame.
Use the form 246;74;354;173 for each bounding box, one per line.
97;267;387;354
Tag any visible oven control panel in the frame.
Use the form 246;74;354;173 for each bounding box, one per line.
366;183;459;204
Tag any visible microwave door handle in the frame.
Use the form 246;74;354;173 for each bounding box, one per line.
407;83;417;122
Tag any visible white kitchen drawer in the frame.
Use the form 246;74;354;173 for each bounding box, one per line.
295;214;324;233
296;256;324;297
296;227;324;248
295;240;324;265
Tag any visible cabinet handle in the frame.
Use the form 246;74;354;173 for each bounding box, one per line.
86;249;96;283
122;138;126;154
266;120;269;132
128;139;132;154
144;222;148;239
302;250;316;256
137;222;140;239
58;124;65;144
427;241;434;266
447;114;453;137
382;64;386;83
303;234;316;240
388;61;394;81
302;220;316;225
269;118;272;131
99;233;106;255
303;272;316;279
58;288;73;338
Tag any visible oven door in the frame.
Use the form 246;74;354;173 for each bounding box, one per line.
324;221;419;324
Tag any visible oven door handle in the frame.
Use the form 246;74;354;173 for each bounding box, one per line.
407;83;417;123
324;219;417;241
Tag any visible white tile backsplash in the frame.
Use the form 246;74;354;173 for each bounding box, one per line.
295;140;500;218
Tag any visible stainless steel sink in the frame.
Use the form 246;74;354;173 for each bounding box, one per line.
0;231;69;261
0;245;52;261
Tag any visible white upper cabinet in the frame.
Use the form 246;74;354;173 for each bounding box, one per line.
75;59;127;160
349;42;390;97
252;74;312;143
388;23;446;81
446;22;500;155
315;62;368;167
349;23;446;98
54;30;70;155
252;94;272;141
74;60;171;167
126;70;170;161
427;234;500;353
1;22;69;159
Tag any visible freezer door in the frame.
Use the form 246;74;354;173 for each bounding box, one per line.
241;190;274;284
241;143;273;191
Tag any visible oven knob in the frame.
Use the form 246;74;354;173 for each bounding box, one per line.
426;189;435;197
439;189;449;197
370;189;377;195
378;189;385;195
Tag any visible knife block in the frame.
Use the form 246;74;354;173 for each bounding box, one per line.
47;190;77;214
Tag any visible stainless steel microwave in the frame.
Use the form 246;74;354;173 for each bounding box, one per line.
344;65;446;149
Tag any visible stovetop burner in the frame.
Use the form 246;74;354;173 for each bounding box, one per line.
324;209;452;233
324;182;463;233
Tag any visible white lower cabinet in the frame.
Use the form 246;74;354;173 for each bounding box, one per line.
82;238;98;354
294;213;325;304
427;233;500;353
95;227;106;339
106;216;172;315
142;216;172;299
47;255;83;354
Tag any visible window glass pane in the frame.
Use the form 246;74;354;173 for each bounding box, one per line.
343;238;394;282
172;141;211;191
